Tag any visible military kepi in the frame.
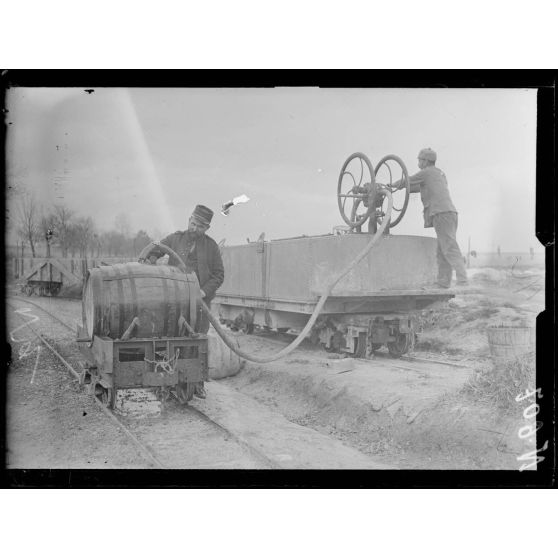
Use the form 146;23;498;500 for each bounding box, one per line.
192;205;214;225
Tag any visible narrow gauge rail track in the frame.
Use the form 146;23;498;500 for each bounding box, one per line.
12;294;471;370
11;295;79;332
12;296;469;372
247;327;472;369
7;297;280;469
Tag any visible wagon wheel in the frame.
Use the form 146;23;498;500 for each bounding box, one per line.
353;332;368;358
387;333;412;358
337;152;376;228
374;155;410;228
156;386;171;404
176;382;195;404
24;284;33;296
95;383;116;409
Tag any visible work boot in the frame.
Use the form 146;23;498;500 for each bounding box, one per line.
194;382;206;399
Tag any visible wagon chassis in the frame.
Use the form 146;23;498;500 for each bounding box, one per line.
216;290;454;358
77;329;208;409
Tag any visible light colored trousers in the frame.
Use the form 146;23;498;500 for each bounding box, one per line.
432;212;468;286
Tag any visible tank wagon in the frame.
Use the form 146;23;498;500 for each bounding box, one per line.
213;152;455;358
77;253;208;408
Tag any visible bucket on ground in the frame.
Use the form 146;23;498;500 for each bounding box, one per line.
487;325;535;363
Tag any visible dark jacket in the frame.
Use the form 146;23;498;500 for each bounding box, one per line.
153;230;224;302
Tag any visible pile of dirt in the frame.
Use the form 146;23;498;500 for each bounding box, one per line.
221;353;534;469
219;268;544;469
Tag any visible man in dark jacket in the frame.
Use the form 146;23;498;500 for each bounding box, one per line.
394;148;468;288
149;204;224;398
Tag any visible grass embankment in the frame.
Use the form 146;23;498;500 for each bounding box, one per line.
461;352;536;414
414;294;535;358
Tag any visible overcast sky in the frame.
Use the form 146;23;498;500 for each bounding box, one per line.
6;87;538;252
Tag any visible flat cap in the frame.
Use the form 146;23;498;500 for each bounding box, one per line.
418;148;437;162
191;204;214;225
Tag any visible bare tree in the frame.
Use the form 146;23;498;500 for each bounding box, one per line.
74;216;96;258
39;211;57;257
15;191;40;257
114;212;131;238
133;229;152;255
112;231;127;256
150;227;164;241
91;233;102;258
52;204;75;257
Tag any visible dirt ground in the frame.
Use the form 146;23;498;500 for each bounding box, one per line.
414;265;544;361
220;264;544;469
6;340;152;469
5;261;545;470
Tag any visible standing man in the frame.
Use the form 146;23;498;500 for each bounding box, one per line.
394;148;468;288
149;204;224;398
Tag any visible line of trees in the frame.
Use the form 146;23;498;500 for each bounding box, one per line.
11;189;158;259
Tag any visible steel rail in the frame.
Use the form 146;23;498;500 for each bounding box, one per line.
11;295;76;332
8;296;281;470
227;327;473;370
7;300;166;469
13;294;471;372
184;406;281;469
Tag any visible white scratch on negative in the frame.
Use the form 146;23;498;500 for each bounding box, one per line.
10;307;41;362
10;308;40;341
30;345;42;384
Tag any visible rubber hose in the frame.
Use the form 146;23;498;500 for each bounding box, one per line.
203;189;394;363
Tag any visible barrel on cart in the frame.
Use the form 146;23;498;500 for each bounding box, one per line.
77;261;209;408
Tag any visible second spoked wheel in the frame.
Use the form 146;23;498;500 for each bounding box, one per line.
373;154;410;228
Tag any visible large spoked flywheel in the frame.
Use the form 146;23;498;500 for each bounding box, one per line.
373;154;410;228
337;152;376;228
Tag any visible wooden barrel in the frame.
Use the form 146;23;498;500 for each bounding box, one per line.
486;325;535;362
82;262;201;339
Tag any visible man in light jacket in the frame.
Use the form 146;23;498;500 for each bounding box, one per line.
394;148;468;288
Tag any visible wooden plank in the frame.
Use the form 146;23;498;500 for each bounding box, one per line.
23;261;46;282
50;259;82;284
24;259;82;285
317;289;457;297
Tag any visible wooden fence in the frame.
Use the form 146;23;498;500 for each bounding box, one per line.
11;257;135;282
